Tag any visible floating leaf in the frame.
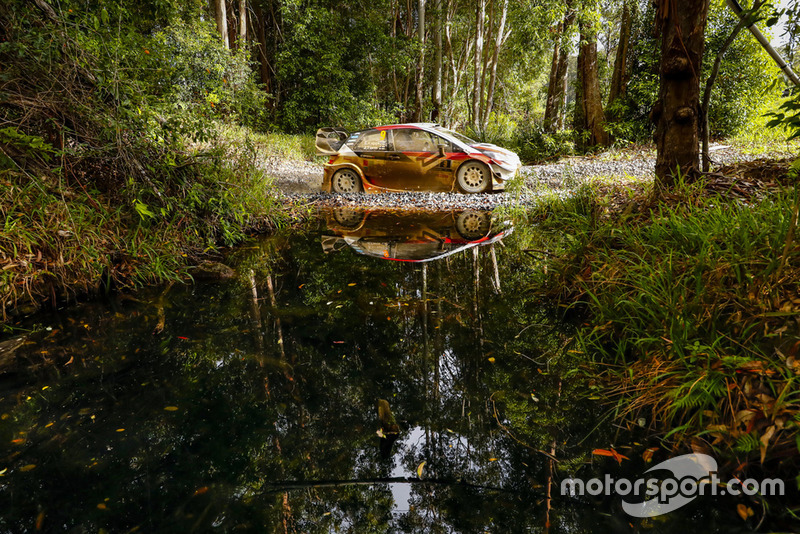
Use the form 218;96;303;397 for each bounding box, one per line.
19;464;36;472
116;428;125;433
348;283;357;286
487;357;496;363
592;449;628;464
737;503;754;521
164;406;179;412
416;461;426;478
193;486;209;496
97;503;107;510
489;458;498;462
642;447;658;463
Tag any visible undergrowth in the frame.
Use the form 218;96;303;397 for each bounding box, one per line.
527;174;800;473
0;1;293;324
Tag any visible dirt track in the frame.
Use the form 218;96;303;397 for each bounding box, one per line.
268;145;797;208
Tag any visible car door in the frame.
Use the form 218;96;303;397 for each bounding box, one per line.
381;129;453;191
350;130;389;184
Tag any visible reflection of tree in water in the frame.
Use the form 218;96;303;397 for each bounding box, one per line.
0;217;597;533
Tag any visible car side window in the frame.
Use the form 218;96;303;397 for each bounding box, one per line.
352;130;388;151
394;129;439;152
431;134;453;152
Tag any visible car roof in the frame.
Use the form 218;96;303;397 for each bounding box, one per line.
374;123;438;131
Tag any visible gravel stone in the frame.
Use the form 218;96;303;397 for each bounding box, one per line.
268;145;795;210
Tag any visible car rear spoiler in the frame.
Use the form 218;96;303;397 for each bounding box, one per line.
315;128;349;156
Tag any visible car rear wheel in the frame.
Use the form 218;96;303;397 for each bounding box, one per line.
456;161;491;193
456;210;491;239
331;168;363;193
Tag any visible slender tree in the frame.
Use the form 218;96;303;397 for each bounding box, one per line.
574;19;609;148
432;0;443;121
414;0;427;121
607;0;633;116
238;0;247;44
212;0;229;49
544;6;575;132
653;0;710;185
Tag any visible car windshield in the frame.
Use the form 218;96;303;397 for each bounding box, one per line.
434;127;477;146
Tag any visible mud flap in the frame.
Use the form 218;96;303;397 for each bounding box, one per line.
315;128;349;156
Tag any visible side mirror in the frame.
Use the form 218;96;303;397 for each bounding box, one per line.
437;144;446;157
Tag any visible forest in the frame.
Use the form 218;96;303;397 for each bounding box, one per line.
4;0;800;529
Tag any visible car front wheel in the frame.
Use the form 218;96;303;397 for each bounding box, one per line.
456;161;491;193
456;210;491;239
331;168;363;193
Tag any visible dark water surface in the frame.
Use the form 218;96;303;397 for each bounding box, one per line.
0;209;758;532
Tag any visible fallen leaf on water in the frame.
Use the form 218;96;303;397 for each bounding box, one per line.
19;464;36;472
97;503;107;510
487;357;496;363
348;283;357;286
417;461;426;478
116;429;125;433
65;356;74;365
193;486;208;496
592;449;628;464
178;336;189;340
164;406;179;411
642;447;658;463
489;458;498;462
0;468;7;475
11;439;24;445
36;511;44;530
737;503;754;521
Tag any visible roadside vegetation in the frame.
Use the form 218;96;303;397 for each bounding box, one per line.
503;161;800;488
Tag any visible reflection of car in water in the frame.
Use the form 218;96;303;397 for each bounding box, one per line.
321;208;512;263
315;123;521;194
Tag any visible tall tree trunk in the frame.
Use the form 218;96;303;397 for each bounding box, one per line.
575;21;609;149
472;0;485;133
414;0;427;121
238;0;247;44
544;7;575;132
480;0;509;131
212;0;230;49
653;0;710;185
607;0;632;116
543;36;562;132
432;0;443;121
254;6;273;98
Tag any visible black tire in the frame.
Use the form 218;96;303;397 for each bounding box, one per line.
455;210;492;239
332;207;366;228
456;161;491;193
331;168;363;193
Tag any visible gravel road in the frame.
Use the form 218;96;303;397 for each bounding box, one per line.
269;145;796;210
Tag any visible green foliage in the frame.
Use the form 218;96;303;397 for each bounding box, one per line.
610;1;782;143
703;3;783;137
514;123;576;164
0;0;290;315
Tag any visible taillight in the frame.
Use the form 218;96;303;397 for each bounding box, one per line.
328;157;336;164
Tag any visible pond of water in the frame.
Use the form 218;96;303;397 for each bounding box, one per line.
0;208;762;532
